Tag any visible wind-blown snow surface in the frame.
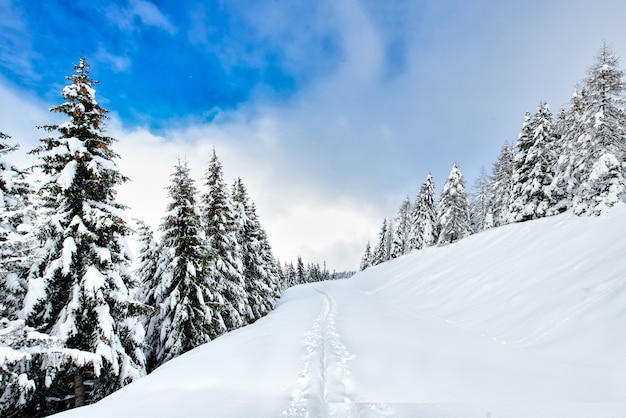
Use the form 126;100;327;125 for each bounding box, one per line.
55;207;626;417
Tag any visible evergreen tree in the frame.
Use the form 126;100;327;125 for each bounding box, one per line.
296;257;306;284
408;174;438;250
23;57;144;411
0;133;35;319
548;106;574;213
372;218;390;265
437;163;471;244
488;142;515;227
231;177;280;323
571;44;626;215
470;167;493;232
508;103;558;222
359;241;372;271
201;149;248;330
283;261;296;288
390;197;411;258
146;160;221;371
134;220;160;311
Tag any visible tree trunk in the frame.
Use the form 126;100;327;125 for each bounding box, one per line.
74;369;85;407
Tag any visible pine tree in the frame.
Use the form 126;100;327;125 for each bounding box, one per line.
231;177;280;323
359;241;372;271
296;256;306;284
201;149;248;330
283;261;296;288
134;220;160;311
146;160;222;371
372;218;390;265
0;132;35;319
408;174;438;250
571;44;626;215
488;142;515;227
470;167;493;232
23;57;144;411
508;103;558;222
437;163;471;244
390;197;411;259
548;107;574;213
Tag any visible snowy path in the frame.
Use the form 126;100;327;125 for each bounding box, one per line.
282;287;356;417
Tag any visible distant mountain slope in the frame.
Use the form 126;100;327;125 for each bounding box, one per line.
55;206;626;418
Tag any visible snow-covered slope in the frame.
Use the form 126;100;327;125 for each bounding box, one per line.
55;207;626;418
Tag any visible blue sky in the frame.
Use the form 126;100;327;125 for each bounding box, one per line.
2;0;626;270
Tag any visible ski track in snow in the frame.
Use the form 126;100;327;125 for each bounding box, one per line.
282;287;393;418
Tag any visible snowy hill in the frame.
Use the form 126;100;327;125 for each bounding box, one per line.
54;207;626;418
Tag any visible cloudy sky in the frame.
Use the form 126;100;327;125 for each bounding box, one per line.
1;0;626;271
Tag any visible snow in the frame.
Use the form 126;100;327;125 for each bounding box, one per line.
53;205;626;417
61;237;76;275
84;266;106;298
56;160;77;190
20;277;45;319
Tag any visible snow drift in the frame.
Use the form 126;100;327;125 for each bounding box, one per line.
54;206;626;417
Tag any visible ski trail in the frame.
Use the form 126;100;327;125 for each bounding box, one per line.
282;287;372;418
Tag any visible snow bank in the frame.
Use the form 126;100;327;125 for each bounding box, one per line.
53;206;626;417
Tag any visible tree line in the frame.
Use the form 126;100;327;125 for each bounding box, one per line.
362;44;626;269
0;57;337;417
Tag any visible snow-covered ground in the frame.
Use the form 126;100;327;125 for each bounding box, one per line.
54;206;626;417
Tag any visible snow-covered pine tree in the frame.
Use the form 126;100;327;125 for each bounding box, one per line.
307;263;322;283
488;142;515;226
571;44;626;215
470;167;493;232
283;261;296;288
437;163;471;244
24;57;144;411
0;132;35;319
133;220;161;337
359;241;372;271
548;107;574;213
146;159;222;372
296;256;306;284
508;103;558;222
408;174;438;250
390;197;411;259
201;149;248;330
231;177;280;323
371;218;390;265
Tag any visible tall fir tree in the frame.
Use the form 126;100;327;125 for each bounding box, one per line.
408;174;438;250
201;149;248;330
571;44;626;215
296;256;306;285
488;142;515;227
371;218;391;265
1;133;35;319
134;220;161;312
390;197;411;259
508;103;558;222
146;160;222;371
470;167;493;232
548;106;574;212
437;163;471;244
359;241;372;271
231;177;281;323
23;57;144;411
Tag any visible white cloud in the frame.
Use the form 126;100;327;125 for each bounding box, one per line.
95;47;132;73
0;0;38;79
107;0;176;35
